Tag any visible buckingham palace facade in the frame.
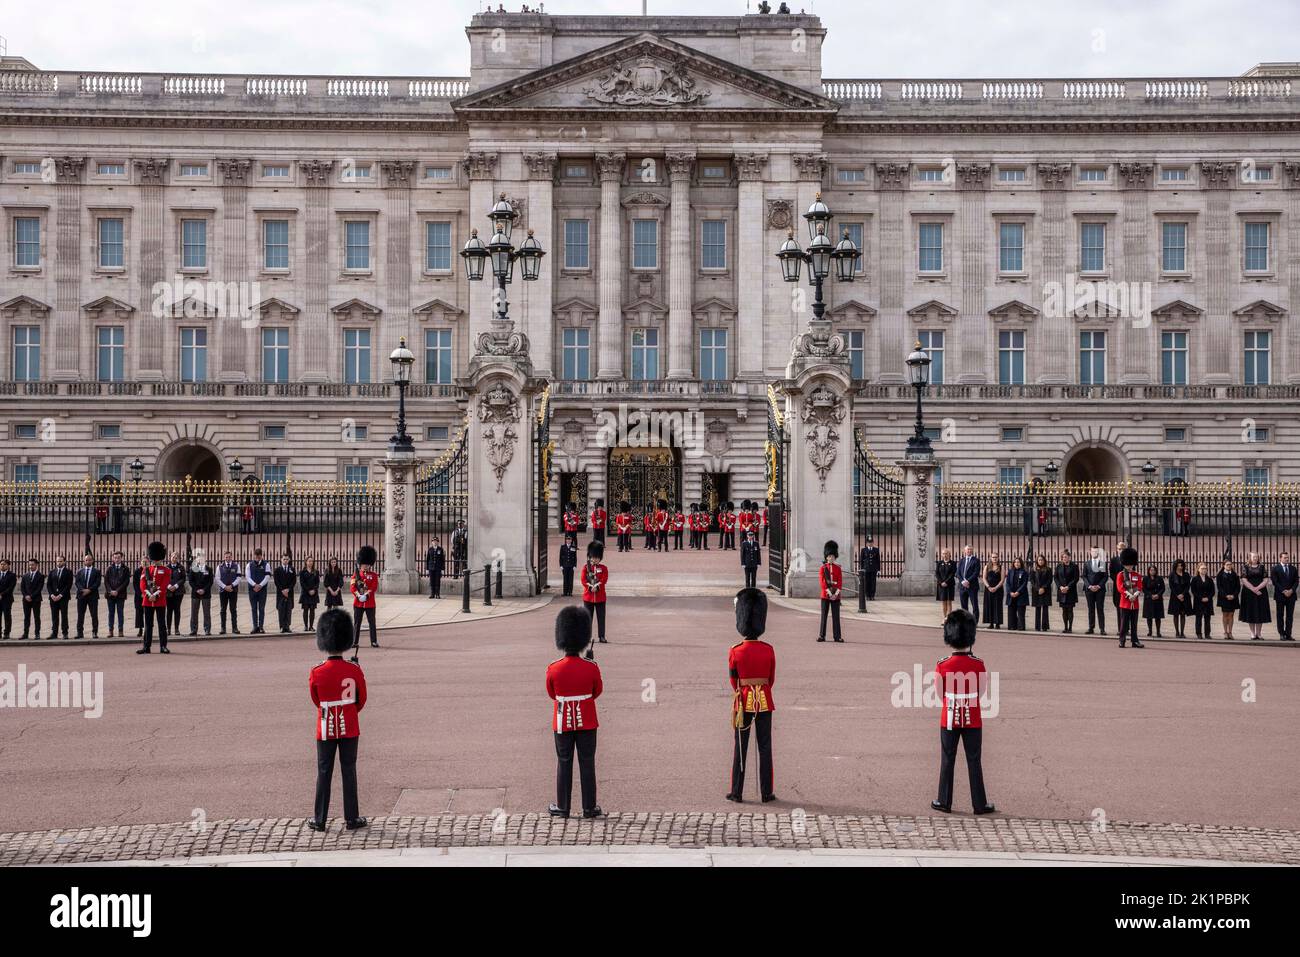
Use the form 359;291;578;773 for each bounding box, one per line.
1;11;1298;507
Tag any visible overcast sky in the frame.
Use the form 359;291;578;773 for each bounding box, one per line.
5;0;1298;78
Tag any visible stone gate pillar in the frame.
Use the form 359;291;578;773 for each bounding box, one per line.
898;451;938;597
380;450;420;595
459;317;547;597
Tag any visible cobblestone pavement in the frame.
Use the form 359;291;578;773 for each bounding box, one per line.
2;812;1296;866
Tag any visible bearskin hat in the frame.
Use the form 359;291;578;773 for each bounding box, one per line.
943;609;977;649
690;502;699;511
356;545;378;567
735;587;768;639
726;501;734;511
586;539;604;560
824;539;839;559
594;497;604;508
619;501;630;512
554;605;592;655
147;540;167;562
316;607;355;654
1120;546;1139;567
657;498;667;509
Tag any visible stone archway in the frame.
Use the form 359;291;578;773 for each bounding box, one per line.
1063;443;1127;485
1061;442;1128;533
154;439;225;532
156;439;223;484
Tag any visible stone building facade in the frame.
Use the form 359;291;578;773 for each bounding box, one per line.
0;12;1297;507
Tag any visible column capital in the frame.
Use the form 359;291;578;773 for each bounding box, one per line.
380;160;416;188
461;150;499;180
524;152;558;179
793;152;828;183
874;162;910;191
665;151;696;180
1035;162;1072;190
217;158;253;187
297;158;335;187
1199;160;1237;189
735;152;769;182
956;163;991;190
52;156;86;185
133;157;171;186
1117;162;1155;189
596;151;627;182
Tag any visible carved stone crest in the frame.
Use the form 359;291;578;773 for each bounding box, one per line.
479;383;522;493
791;324;846;360
704;419;732;458
800;384;846;492
474;324;532;358
584;56;709;106
766;199;794;231
390;474;408;562
560;419;587;458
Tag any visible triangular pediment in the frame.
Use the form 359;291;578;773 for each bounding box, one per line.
82;296;135;318
413;297;464;320
164;294;221;318
828;299;877;322
692;297;737;322
454;34;837;119
330;298;382;321
553;297;598;321
623;296;668;321
988;299;1040;323
1233;299;1285;322
0;294;51;317
907;299;958;323
1151;299;1204;323
256;297;301;321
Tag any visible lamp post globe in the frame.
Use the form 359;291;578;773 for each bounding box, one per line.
905;342;934;457
388;336;416;454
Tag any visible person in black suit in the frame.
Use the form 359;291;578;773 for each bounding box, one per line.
956;545;981;621
558;534;578;597
859;536;880;603
1189;562;1216;639
1083;547;1109;635
74;554;102;639
1167;560;1192;639
935;548;956;620
1108;541;1127;618
1270;552;1297;641
425;538;446;599
188;552;214;637
1029;554;1053;632
165;551;187;636
20;559;43;639
46;556;73;640
740;529;762;590
273;553;297;634
1053;549;1079;634
103;551;131;637
0;559;15;639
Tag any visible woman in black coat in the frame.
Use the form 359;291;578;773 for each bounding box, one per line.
1189;562;1216;639
1167;560;1191;639
982;555;1004;629
298;558;321;632
1239;553;1271;640
323;558;345;609
1141;565;1165;637
1053;550;1079;634
1004;556;1030;631
935;548;957;620
1030;555;1053;632
1215;560;1240;639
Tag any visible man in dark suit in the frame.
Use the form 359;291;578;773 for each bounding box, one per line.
103;551;131;638
740;530;762;590
859;536;881;603
165;550;187;636
1083;547;1109;635
20;559;43;639
1271;552;1297;641
956;546;981;621
74;554;102;639
558;534;578;597
46;556;74;640
0;559;15;639
273;553;297;634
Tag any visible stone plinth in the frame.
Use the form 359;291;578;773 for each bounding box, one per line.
380;449;421;595
897;450;938;597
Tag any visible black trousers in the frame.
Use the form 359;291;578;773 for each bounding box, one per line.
1276;599;1295;639
1118;607;1139;645
593;527;605;545
133;597;143;631
554;729;597;814
937;726;988;810
583;601;606;642
744;566;758;590
48;599;69;637
673;530;683;550
1059;604;1075;631
165;596;183;634
141;605;167;651
76;595;99;636
353;605;377;647
1033;604;1050;631
219;591;239;631
190;594;211;634
22;600;40;636
302;604;317;631
1085;590;1106;632
0;599;11;636
657;530;669;551
248;589;267;631
1008;604;1027;630
959;583;979;620
276;595;294;632
819;598;841;641
314;736;360;824
429;573;442;598
106;595;125;633
1194;606;1213;637
864;572;878;601
730;710;773;800
561;567;574;596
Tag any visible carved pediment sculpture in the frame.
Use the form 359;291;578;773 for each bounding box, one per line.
801;384;846;492
584;55;710;106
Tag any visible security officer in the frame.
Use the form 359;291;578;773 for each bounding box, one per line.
740;529;762;590
425;538;446;599
559;533;579;597
859;535;881;602
216;550;243;635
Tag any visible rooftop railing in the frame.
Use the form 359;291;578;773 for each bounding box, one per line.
822;76;1294;103
0;70;470;101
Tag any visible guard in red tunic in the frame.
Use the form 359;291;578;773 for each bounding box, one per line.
727;588;776;803
654;498;670;552
932;609;995;815
761;499;770;546
589;498;607;546
720;502;737;550
351;545;380;656
700;503;711;550
137;540;172;655
818;540;844;643
308;607;368;831
1115;546;1146;649
671;503;686;550
581;540;609;658
642;504;656;550
563;504;582;545
1176;504;1192;538
546;605;604;819
737;500;754;539
614;502;633;553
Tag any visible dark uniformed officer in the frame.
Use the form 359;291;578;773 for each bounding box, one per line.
425;538;445;599
740;529;762;590
559;533;578;597
859;536;881;602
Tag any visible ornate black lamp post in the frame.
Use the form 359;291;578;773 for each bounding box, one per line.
1045;460;1059;484
904;341;933;458
388;336;415;454
460;192;546;329
775;193;860;326
1141;459;1157;485
228;457;243;482
129;457;144;487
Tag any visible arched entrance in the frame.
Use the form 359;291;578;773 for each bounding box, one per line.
1063;444;1126;485
1062;443;1128;533
155;440;224;531
157;440;223;484
607;446;682;516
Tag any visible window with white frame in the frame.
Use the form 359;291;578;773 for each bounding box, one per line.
344;465;369;486
424;166;452;181
1244;330;1270;386
14;463;38;485
14;216;40;267
1244;222;1270;272
1161;331;1188;386
425;221;451;271
837;168;866;183
263;220;289;270
98;217;124;269
262;328;289;383
699;328;728;381
179;327;208;383
846;330;865;379
427;426;449;442
12;326;40;381
1079;222;1106;272
1079;330;1106;385
1161;222;1187;272
998;222;1024;272
916;167;945;182
918;223;943;272
262;464;288;485
343;328;371;384
999;465;1025;486
97;162;126;176
630;328;659;380
179;163;208;177
997;167;1026;182
424;328;452;384
918;330;945;385
1164;427;1187;443
97;424;122;440
181;219;207;270
561;327;590;380
263;425;287;440
262;164;290;178
1162;466;1188;484
345;221;370;270
13;424;38;439
1160;167;1188;182
1247;426;1270;442
97;462;123;482
1079;167;1107;182
564;219;590;269
1244;466;1271;487
701;219;726;270
1000;427;1024;442
998;329;1025;385
633;219;658;269
97;326;125;382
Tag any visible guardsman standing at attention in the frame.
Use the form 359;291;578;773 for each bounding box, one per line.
580;540;609;658
859;535;881;603
931;609;995;815
74;553;101;640
138;541;172;654
655;498;670;552
687;503;700;549
761;499;770;547
246;548;271;635
547;605;605;820
672;502;686;550
559;533;578;597
20;558;43;639
165;550;187;637
563;502;581;546
737;500;754;542
216;550;242;635
818;540;844;642
103;551;130;638
188;549;213;637
274;552;297;634
740;529;762;589
722;501;738;550
46;555;73;640
614;502;633;553
727;588;776;804
307;607;368;833
589;498;607;547
1115;546;1145;649
0;559;14;639
351;546;380;652
642;502;656;550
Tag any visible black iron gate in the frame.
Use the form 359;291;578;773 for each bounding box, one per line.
854;430;905;578
416;417;469;578
534;386;553;594
766;385;789;591
607;447;681;519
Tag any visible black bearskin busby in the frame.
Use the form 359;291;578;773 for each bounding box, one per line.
554;605;592;655
824;539;839;559
147;540;167;562
316;607;355;654
690;502;699;512
1120;546;1139;567
734;587;768;639
356;544;378;567
619;500;630;512
586;539;604;560
657;498;667;509
594;497;604;508
943;609;977;649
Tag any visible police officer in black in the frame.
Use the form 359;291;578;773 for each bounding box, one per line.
740;529;762;589
559;533;578;597
74;553;102;639
425;538;446;599
859;536;881;603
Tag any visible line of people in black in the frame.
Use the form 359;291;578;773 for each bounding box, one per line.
934;544;1297;641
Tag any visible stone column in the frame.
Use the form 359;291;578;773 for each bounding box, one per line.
1286;162;1300;383
380;161;416;373
379;450;420;595
217;158;251;382
298;158;334;383
1037;162;1071;384
525;152;557;379
596;152;626;379
1118;162;1154;384
459;317;546;597
52;156;85;381
897;452;938;597
462;151;499;345
736;152;768;380
665;151;695;379
1200;161;1236;385
874;162;908;383
957;164;990;384
133;157;169;381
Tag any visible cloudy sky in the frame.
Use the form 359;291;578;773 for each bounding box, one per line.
6;0;1297;78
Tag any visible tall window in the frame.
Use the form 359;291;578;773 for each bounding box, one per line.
630;328;659;380
1080;223;1106;272
1162;466;1188;484
562;327;590;380
181;219;206;269
842;222;864;276
343;329;371;384
345;221;370;270
998;466;1025;486
997;330;1025;385
564;219;589;269
998;223;1024;272
1244;330;1271;386
1161;222;1187;272
97;326;125;382
1079;330;1106;385
1160;331;1188;386
262;328;289;383
97;462;123;482
262;464;288;486
425;221;451;271
14;464;38;486
1244;222;1270;272
179;328;208;383
14;217;40;267
633;219;658;269
918;330;945;385
12;326;40;381
699;328;728;380
701;219;726;270
344;465;369;486
424;328;452;383
846;330;865;379
263;219;289;270
1245;467;1271;488
918;223;943;272
98;218;124;268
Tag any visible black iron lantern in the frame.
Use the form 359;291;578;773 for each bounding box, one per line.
459;228;488;282
807;223;833;282
832;228;861;282
515;228;545;282
906;341;932;387
488;224;514;283
777;231;804;283
487;192;519;241
802;192;832;240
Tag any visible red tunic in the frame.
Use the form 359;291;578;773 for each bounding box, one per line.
581;562;608;603
819;561;843;600
589;507;607;531
654;508;669;531
728;639;776;712
351;569;379;608
761;507;769;527
563;511;580;532
546;655;603;732
672;511;685;531
1116;570;1142;610
310;656;367;740
738;512;753;533
642;513;654;533
614;513;632;534
140;565;172;608
936;653;984;729
721;511;736;532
